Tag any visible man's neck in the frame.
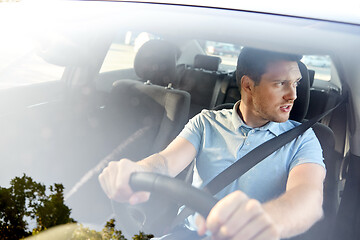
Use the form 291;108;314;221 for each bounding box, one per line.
238;101;269;128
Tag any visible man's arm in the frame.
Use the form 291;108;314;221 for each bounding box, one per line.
98;136;196;204
263;163;325;238
138;136;197;177
196;163;325;240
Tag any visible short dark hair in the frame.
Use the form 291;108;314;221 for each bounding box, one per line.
236;47;302;86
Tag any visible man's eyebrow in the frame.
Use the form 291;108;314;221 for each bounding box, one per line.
271;78;302;82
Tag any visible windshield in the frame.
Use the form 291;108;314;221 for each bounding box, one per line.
0;1;353;240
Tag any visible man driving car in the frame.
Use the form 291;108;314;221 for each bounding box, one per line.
99;47;326;240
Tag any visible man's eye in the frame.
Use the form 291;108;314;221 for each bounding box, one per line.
294;81;300;87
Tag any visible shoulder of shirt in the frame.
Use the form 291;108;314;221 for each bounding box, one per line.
279;119;301;130
278;119;317;139
198;108;233;119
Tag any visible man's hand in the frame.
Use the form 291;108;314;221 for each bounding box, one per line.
196;191;280;240
98;159;150;205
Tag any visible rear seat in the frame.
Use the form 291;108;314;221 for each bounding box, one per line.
306;77;342;121
175;54;228;118
117;40;234;119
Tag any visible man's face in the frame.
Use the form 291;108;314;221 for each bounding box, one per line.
250;60;301;125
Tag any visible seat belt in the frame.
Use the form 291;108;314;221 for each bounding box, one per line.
170;98;345;229
209;73;231;109
204;102;339;195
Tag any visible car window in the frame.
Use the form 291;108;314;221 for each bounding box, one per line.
0;24;65;90
1;1;357;239
302;55;332;81
100;31;160;73
203;41;241;72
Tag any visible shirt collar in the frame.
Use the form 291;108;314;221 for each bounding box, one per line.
231;100;281;136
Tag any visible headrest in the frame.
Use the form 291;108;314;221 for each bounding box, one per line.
134;40;181;86
193;54;222;71
308;69;315;87
214;62;311;122
289;61;310;122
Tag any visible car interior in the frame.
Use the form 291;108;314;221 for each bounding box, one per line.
0;1;356;239
94;37;344;239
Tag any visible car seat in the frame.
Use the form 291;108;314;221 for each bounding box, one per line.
213;61;338;240
289;63;338;240
133;39;181;87
74;49;191;237
102;77;191;237
176;54;227;118
193;54;222;71
106;80;190;160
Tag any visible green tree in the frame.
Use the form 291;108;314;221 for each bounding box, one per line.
34;183;75;232
101;218;127;240
0;174;74;239
71;219;154;240
132;231;154;240
71;223;102;240
0;174;154;240
0;174;47;240
0;186;29;239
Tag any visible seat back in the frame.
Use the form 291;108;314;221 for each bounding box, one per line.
99;79;190;237
293;63;338;240
286;63;338;240
106;79;190;160
214;61;338;240
176;55;226;118
289;61;310;122
193;54;222;71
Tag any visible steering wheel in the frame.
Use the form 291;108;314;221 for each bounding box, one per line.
129;172;217;220
113;172;217;237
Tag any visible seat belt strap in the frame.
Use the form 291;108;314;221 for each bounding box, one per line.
215;73;232;107
170;98;344;230
209;73;228;109
205;99;343;195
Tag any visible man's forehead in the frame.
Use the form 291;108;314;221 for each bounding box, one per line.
264;60;301;79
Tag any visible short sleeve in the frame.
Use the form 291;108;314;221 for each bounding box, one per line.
178;113;204;153
289;128;325;171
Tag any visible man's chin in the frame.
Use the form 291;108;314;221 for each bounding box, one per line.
272;114;290;123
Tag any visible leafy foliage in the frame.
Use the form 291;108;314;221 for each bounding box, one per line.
0;174;154;240
132;231;154;240
72;219;154;240
33;183;76;233
0;174;74;239
72;218;127;240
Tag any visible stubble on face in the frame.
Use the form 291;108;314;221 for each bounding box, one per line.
246;61;301;127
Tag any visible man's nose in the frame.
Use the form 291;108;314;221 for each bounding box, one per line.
284;84;297;101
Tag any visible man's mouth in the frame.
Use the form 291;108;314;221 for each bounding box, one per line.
280;105;292;112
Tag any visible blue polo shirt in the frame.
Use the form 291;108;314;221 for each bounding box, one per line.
179;101;325;203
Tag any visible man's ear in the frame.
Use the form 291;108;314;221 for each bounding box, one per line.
241;75;254;95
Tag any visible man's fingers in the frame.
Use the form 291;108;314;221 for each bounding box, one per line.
204;191;279;240
252;225;280;240
210;199;261;239
98;164;115;198
98;159;146;203
227;212;270;240
129;191;150;205
206;191;249;235
195;214;207;236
